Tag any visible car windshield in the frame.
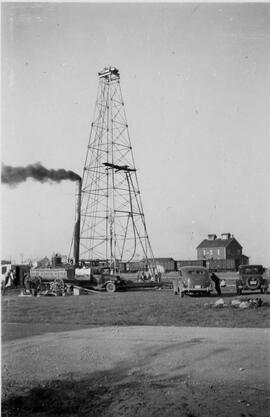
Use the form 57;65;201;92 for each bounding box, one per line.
187;270;206;276
241;267;263;274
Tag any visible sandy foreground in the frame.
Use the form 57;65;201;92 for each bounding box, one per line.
2;326;270;416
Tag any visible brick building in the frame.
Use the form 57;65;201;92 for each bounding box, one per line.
197;233;249;269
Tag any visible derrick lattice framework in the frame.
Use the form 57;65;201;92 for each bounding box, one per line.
80;66;155;271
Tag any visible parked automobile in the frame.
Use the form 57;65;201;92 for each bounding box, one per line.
89;267;127;292
236;265;268;295
178;266;213;297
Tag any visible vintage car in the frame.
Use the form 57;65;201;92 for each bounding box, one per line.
236;265;268;295
89;267;127;292
178;266;213;297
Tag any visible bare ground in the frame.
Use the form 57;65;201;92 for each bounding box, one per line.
1;286;270;416
2;326;270;417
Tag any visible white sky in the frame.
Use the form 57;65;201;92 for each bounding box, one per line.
2;2;270;265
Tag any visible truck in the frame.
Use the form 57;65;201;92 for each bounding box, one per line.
30;265;127;293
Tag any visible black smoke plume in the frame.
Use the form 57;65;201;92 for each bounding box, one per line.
2;163;81;186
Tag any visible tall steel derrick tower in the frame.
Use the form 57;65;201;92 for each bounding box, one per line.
79;66;155;273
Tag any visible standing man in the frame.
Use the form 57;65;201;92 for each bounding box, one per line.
211;272;221;296
173;277;179;295
173;274;183;296
23;272;31;292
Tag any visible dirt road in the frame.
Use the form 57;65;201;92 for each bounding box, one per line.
2;326;269;416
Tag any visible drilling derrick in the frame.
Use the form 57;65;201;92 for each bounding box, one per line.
79;66;155;274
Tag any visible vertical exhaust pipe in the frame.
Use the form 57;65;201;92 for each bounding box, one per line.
74;178;82;266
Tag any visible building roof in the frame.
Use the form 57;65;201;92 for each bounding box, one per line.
153;258;175;262
196;237;242;249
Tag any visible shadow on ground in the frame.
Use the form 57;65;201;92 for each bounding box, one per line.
2;339;268;417
2;364;194;417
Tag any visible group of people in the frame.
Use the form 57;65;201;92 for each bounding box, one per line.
137;269;162;283
1;269;41;295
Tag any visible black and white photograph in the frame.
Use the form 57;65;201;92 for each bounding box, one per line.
1;2;270;416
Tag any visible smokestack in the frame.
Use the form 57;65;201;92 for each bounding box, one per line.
2;163;80;186
73;178;82;266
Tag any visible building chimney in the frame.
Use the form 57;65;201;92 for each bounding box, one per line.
208;234;217;240
221;233;231;240
73;178;82;266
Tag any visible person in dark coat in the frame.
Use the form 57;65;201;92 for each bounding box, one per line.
211;272;221;296
23;272;31;291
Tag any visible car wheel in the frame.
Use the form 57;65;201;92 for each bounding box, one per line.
106;282;116;293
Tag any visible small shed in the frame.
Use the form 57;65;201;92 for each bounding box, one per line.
152;258;176;272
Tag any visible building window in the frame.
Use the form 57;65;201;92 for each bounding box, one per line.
217;249;220;256
210;250;213;256
203;250;206;256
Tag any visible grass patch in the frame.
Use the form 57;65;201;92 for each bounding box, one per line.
2;289;269;341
